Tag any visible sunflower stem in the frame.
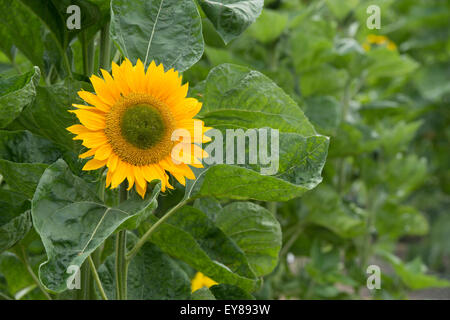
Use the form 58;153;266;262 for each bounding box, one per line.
17;245;52;300
88;255;108;300
99;21;111;70
126;199;187;262
77;261;91;300
115;183;128;300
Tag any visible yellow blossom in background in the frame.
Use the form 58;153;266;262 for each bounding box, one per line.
363;34;397;51
191;272;218;292
67;58;211;198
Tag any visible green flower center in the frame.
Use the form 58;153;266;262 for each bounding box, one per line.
120;104;165;149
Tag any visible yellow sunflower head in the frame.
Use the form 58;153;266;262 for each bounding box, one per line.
67;58;210;198
363;34;397;52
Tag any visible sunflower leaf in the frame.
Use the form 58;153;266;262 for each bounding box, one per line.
98;242;191;299
13;79;91;152
0;67;40;128
213;202;281;277
0;189;32;253
110;0;204;71
31;159;161;293
183;64;329;202
146;205;260;292
0;130;63;198
198;0;264;44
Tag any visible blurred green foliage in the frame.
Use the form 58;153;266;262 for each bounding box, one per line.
185;0;450;299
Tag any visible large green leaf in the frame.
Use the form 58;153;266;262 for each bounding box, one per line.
98;242;191;299
289;19;335;73
0;0;51;72
0;162;48;199
110;0;204;71
0;130;62;198
187;64;329;201
13;79;91;152
0;130;62;164
0;252;34;297
146;206;259;292
18;0;101;48
0;67;40;128
31;160;160;293
302;96;342;135
380;252;450;290
302;185;365;238
0;189;32;252
325;0;359;20
210;284;255;300
198;0;264;44
365;48;418;84
199;64;316;135
197;200;281;277
376;202;428;239
246;8;288;43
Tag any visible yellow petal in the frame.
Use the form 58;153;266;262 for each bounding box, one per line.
135;180;147;199
79;148;96;159
69;109;106;131
94;144;112;161
107;153;119;172
111;160;128;188
90;75;116;105
133;166;147;190
78;91;111;112
83;158;107;171
67;124;91;135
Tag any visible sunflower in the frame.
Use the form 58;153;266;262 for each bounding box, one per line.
67;58;210;198
362;34;397;51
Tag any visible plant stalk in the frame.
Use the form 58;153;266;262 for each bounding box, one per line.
88;256;108;300
126;199;187;262
115;183;128;300
99;21;111;70
77;261;91;300
18;245;52;300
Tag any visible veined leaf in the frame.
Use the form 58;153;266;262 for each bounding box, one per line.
18;0;101;48
210;284;255;300
0;0;51;72
186;65;329;201
13;79;91;152
195;199;281;276
98;242;191;299
0;189;32;252
247;9;288;43
198;0;264;44
111;0;204;71
0;67;40;128
216;202;281;276
380;251;450;290
0;130;62;198
146;206;259;292
32;160;161;293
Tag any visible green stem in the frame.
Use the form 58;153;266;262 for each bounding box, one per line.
115;183;128;300
80;32;95;76
77;261;91;300
280;226;302;257
62;49;73;78
126;199;187;262
88;256;108;300
267;202;277;215
360;190;376;271
18;245;52;300
99;21;111;70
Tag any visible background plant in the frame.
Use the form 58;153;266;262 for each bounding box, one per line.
0;0;448;300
